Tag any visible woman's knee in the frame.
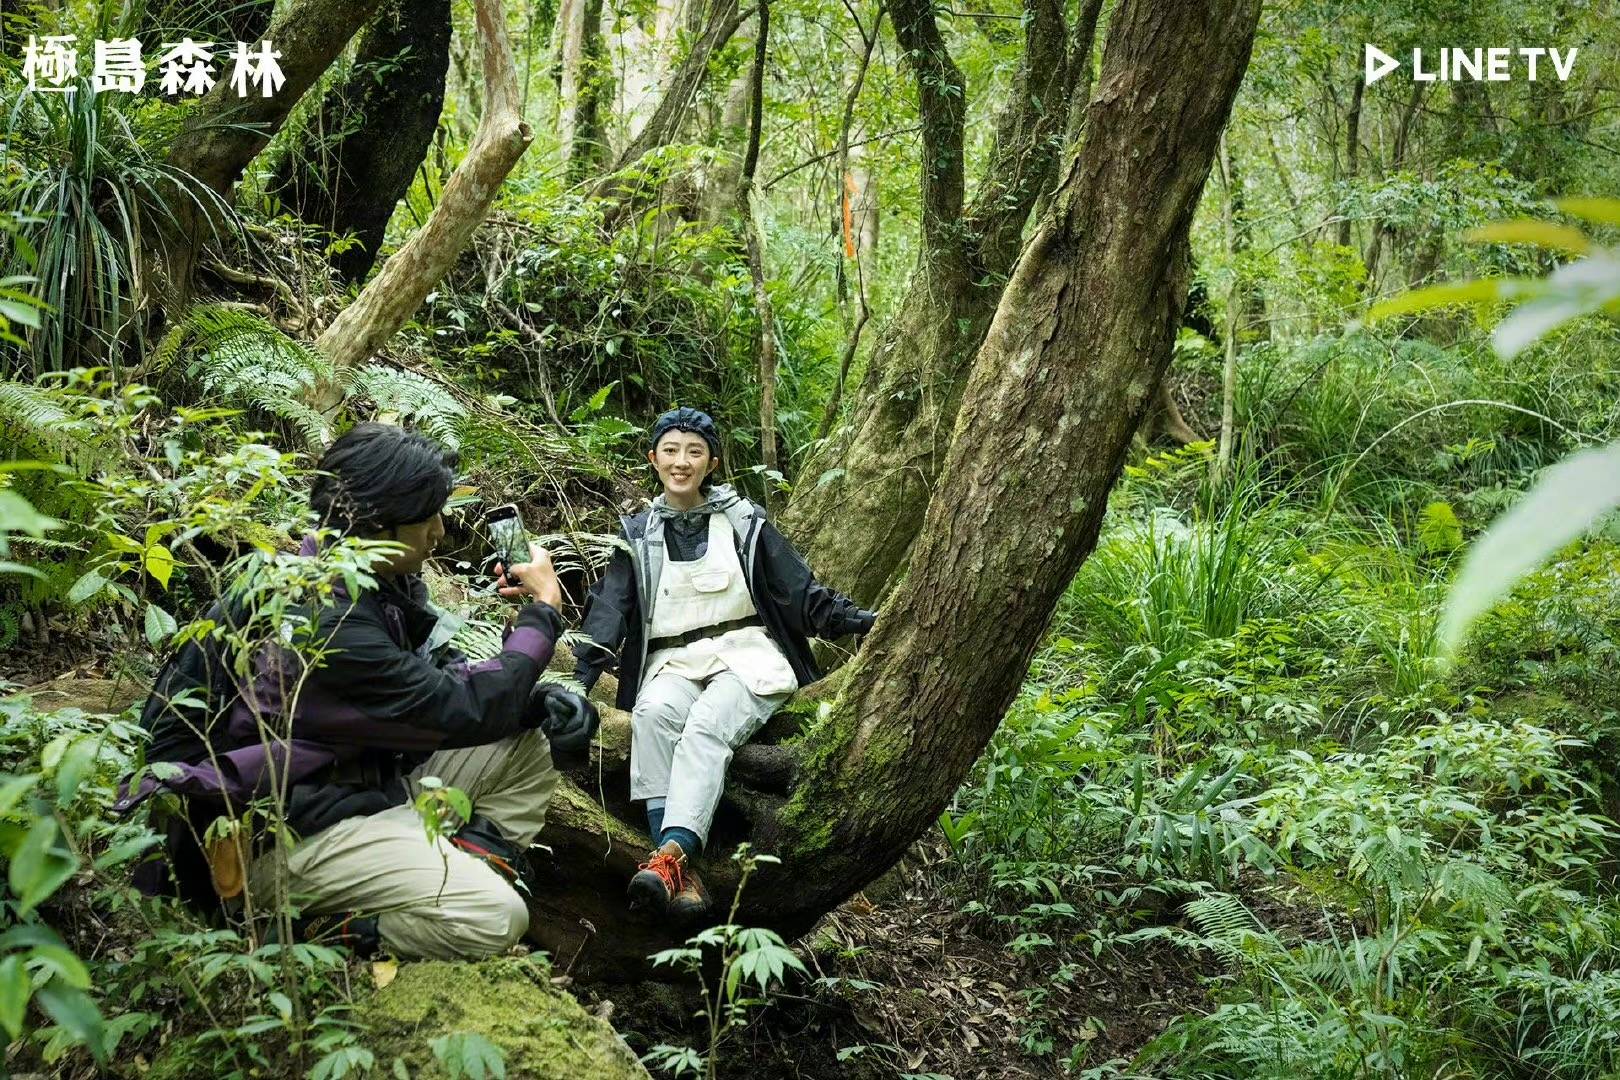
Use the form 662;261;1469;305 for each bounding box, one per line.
633;695;687;737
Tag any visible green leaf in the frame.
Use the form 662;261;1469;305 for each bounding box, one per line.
144;603;178;648
0;489;58;537
144;544;176;590
1440;441;1620;657
53;738;98;807
1553;197;1620;226
66;569;107;606
431;1032;505;1080
0;954;29;1038
1417;501;1463;554
8;817;77;917
36;981;106;1061
1365;277;1515;322
1466;220;1591;255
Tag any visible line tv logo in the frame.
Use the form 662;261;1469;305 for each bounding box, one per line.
1365;44;1578;85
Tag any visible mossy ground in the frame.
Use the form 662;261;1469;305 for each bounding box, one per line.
355;956;648;1079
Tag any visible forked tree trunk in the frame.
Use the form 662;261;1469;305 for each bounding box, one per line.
777;0;1100;609
155;0;391;302
527;0;1260;979
266;0;454;283
309;0;534;399
589;0;746;197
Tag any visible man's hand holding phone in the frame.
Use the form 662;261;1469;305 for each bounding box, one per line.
495;542;562;609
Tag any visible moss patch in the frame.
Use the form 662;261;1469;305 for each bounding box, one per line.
357;956;649;1079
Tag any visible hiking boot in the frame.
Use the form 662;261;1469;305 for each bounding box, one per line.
266;912;381;958
627;840;689;920
668;864;711;925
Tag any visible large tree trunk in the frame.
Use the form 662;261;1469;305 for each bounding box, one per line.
309;0;533;396
265;0;453;284
777;0;1099;609
527;0;1259;979
154;0;390;303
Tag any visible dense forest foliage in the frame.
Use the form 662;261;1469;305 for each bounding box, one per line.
3;0;1620;1076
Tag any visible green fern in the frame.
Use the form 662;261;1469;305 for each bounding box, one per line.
0;379;89;463
350;363;467;448
155;305;336;445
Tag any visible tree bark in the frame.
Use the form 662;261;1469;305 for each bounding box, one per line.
152;0;390;305
740;0;779;500
567;0;608;180
1337;75;1362;248
1363;81;1426;292
309;0;533;397
590;0;746;195
777;0;1096;609
527;0;1259;979
265;0;453;284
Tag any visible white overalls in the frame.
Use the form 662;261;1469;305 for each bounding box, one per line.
629;513;796;843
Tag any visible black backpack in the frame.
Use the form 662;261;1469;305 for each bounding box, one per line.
139;597;247;765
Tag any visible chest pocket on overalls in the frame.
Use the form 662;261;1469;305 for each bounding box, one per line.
690;568;731;593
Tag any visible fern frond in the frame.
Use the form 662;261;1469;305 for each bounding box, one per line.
0;379;88;463
351;363;467;448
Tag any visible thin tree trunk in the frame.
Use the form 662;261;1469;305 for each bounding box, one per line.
1216;138;1238;481
739;0;778;498
779;0;1095;609
554;0;584;164
308;0;533;407
567;0;608;179
1337;75;1362;248
1363;82;1426;291
265;0;453;284
527;0;1259;978
821;3;883;440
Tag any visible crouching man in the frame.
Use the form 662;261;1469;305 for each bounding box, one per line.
572;408;877;924
119;423;597;960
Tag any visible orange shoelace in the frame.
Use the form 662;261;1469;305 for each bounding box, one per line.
639;850;686;894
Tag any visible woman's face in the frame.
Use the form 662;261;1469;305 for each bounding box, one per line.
649;431;717;501
379;511;445;574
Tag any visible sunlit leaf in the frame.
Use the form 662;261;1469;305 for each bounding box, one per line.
1440;441;1620;657
1365;278;1516;322
1466;220;1591;254
1553;197;1620;226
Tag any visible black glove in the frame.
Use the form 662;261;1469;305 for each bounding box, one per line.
529;683;600;755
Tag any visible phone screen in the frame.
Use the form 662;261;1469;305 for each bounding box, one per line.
486;505;528;572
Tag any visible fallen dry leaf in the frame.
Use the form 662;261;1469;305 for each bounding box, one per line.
371;959;398;989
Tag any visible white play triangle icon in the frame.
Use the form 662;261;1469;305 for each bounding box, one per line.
1365;44;1400;84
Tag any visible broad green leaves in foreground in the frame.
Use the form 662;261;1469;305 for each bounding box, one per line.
1437;441;1620;657
1369;198;1620;656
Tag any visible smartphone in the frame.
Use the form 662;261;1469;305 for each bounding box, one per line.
485;503;528;583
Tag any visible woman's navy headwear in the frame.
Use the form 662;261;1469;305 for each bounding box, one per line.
649;408;721;458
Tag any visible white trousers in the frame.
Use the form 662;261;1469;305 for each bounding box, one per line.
629;670;790;845
247;731;558;960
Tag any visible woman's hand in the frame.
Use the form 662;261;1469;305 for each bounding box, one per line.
496;541;563;609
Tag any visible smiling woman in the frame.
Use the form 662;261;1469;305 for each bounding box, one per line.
570;407;877;925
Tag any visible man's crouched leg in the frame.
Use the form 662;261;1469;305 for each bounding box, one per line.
249;801;532;961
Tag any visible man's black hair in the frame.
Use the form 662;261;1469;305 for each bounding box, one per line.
310;423;459;535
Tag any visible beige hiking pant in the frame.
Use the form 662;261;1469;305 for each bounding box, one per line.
247;731;559;960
